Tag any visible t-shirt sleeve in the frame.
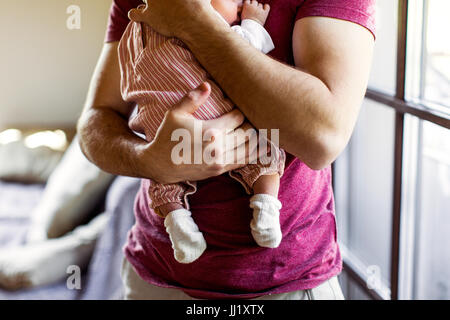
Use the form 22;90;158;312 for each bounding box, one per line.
105;0;143;43
295;0;376;39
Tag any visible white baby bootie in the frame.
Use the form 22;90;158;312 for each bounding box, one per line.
164;209;207;264
249;194;282;248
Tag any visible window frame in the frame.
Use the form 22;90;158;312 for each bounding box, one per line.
337;0;450;300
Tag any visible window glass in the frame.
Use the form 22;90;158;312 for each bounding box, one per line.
334;99;396;286
413;121;450;299
422;0;450;109
367;0;399;95
406;0;450;112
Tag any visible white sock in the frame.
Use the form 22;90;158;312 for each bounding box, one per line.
0;213;108;290
249;194;282;248
164;209;207;264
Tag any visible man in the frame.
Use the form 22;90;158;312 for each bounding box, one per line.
78;0;375;299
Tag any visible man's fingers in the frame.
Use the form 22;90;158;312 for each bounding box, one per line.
204;109;245;132
224;122;257;150
202;121;260;164
223;135;271;172
128;7;145;22
205;131;273;174
235;122;255;133
205;120;254;143
221;140;258;172
173;82;211;115
203;124;254;156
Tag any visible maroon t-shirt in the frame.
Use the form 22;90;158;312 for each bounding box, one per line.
106;0;376;299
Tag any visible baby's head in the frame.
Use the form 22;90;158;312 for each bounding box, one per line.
211;0;243;24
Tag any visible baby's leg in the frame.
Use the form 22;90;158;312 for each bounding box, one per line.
250;173;283;248
150;182;206;264
156;202;184;217
253;173;280;197
230;145;286;248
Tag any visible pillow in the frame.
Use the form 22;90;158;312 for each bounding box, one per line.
26;136;115;242
0;138;64;184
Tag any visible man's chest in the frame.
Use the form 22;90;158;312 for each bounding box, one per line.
262;0;304;64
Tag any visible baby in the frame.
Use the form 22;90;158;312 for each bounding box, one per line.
118;0;286;263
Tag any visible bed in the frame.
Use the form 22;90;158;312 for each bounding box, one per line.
0;176;140;300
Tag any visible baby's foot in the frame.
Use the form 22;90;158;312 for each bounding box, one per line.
164;209;207;264
249;193;282;248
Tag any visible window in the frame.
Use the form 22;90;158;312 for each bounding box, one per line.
335;0;450;300
422;1;450;108
368;0;399;95
406;0;450;113
413;121;450;299
335;99;395;299
399;117;450;299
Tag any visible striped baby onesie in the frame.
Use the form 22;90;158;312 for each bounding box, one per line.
118;15;285;212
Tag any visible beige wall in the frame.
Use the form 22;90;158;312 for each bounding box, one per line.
0;0;112;129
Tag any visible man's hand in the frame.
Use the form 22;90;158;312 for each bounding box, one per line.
241;0;270;25
128;0;214;39
135;82;266;184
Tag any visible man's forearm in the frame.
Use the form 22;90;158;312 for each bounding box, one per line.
76;42;153;179
77;107;148;178
180;12;365;169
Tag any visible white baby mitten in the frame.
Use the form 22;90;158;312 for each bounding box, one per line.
249;194;283;248
164;209;207;264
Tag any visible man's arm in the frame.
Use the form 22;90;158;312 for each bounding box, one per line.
183;15;374;169
77;42;147;178
130;4;374;169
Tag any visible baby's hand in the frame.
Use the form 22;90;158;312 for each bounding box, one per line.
241;0;270;26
